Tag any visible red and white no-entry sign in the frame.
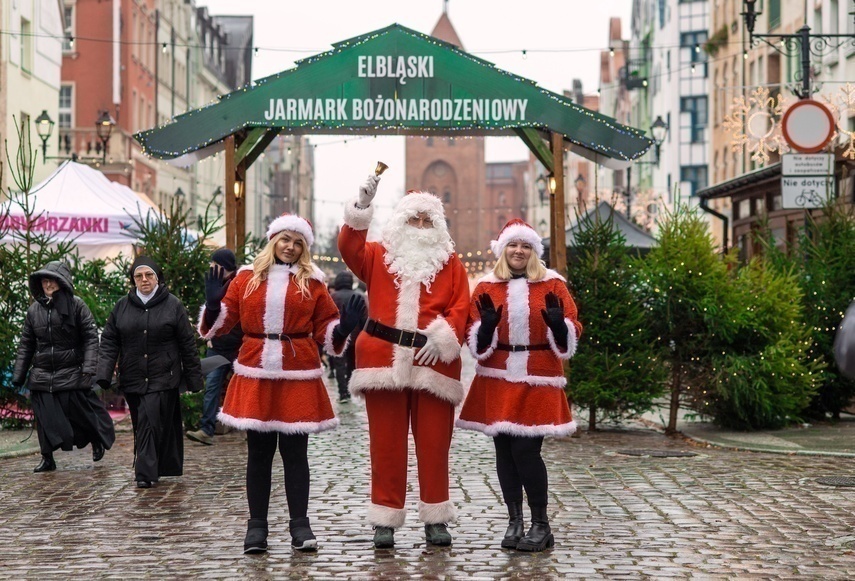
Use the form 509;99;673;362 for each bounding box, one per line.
781;99;835;153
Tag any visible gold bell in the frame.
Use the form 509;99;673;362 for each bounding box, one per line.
375;161;389;176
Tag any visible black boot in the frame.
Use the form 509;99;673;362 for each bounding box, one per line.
289;517;317;552
92;442;105;462
34;453;56;473
501;501;525;549
516;505;554;552
243;518;268;554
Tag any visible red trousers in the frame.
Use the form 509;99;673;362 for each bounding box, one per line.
364;388;455;525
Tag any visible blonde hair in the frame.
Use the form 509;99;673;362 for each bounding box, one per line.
244;231;315;298
493;245;547;281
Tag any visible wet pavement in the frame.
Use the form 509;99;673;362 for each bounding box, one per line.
2;374;855;578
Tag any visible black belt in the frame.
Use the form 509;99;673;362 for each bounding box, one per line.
364;319;427;348
246;331;312;341
497;343;551;352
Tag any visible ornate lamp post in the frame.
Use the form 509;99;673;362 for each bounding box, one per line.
95;111;116;163
34;110;55;162
627;116;670;219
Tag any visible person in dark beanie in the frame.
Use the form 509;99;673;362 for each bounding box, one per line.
328;271;366;402
12;261;115;472
96;256;203;488
187;248;243;446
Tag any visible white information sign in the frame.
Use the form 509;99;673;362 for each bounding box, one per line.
782;153;834;176
781;176;834;209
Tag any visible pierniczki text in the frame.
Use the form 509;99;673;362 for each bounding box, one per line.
357;55;434;85
263;97;529;122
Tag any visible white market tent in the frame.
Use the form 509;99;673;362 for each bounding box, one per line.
1;161;157;261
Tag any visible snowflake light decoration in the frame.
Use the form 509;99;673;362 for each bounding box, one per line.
723;87;791;165
820;83;855;160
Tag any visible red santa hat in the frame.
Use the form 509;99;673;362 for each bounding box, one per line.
266;213;314;246
490;218;544;258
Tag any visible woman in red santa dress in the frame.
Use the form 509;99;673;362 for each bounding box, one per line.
457;218;582;553
199;214;365;554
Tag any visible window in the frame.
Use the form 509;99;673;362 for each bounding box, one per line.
21;18;33;73
62;5;75;52
59;85;73;128
768;0;781;29
681;96;708;143
680;165;708;196
19;113;32;168
681;31;708;77
830;0;839;35
738;198;751;219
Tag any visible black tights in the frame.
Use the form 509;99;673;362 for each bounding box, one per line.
246;430;310;521
493;434;548;507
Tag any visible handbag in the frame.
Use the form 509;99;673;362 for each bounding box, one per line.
833;300;855;379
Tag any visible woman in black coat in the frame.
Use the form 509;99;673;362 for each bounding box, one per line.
12;261;116;472
96;256;203;488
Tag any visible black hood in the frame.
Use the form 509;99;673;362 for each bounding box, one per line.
29;261;74;298
333;271;354;291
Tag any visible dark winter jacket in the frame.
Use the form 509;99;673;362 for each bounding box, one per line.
329;271;366;348
96;285;203;395
210;276;243;360
12;261;99;393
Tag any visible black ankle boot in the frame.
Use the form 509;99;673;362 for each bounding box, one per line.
289;517;317;551
516;505;554;552
243;518;268;554
92;442;105;462
501;501;525;549
34;454;56;473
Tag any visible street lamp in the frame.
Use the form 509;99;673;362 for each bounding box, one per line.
536;173;548;205
34;110;55;161
95;110;115;163
742;0;855;99
650;115;668;164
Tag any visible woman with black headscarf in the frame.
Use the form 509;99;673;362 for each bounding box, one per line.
96;256;203;488
12;261;115;472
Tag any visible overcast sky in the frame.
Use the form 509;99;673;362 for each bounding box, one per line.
198;0;633;239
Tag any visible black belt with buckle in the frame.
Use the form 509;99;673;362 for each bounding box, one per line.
496;342;551;352
364;319;427;348
246;331;312;341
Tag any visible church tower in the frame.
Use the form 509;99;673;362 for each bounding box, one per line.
404;9;486;259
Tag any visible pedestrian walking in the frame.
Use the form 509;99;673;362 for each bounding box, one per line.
96;256;203;489
186;248;243;446
12;261;115;472
328;270;366;402
457;219;582;552
339;175;470;549
198;214;365;554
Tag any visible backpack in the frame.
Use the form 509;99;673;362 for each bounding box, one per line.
833;300;855;379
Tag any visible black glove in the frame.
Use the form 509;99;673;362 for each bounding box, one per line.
205;265;227;309
541;292;568;347
96;378;112;391
476;294;503;352
335;294;367;340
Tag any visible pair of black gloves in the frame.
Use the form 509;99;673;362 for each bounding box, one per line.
475;292;568;352
204;266;367;341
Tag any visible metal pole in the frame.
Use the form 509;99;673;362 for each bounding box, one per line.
799;25;811;99
551;132;567;275
626;165;632;220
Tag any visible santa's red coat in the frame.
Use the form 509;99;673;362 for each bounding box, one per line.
198;264;343;434
457;270;582;437
339;204;470;405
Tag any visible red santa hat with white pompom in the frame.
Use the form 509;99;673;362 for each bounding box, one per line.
490;218;544;259
266;213;314;247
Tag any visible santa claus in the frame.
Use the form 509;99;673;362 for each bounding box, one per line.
338;174;470;548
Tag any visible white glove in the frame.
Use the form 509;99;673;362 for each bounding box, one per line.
357;175;380;208
415;337;442;366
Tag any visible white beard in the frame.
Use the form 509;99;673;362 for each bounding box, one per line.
382;224;453;290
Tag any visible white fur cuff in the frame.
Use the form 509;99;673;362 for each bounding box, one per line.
418;500;457;524
343;197;374;231
323;319;350;357
547;318;577;360
467;320;498;361
197;304;228;340
422;317;462;364
368;503;406;528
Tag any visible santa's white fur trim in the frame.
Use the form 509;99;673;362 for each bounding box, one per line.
419;500;457;524
233;362;325;381
368;503;407;528
467;319;498;361
261;267;289;371
396;191;446;219
456;419;577;438
344;198;374;231
197;303;228;340
421;317;462;364
216;412;338;434
490;223;544;258
349;367;465;405
474;365;567;388
323;318;350;357
547;318;577;360
478;269;565;285
266;214;314;246
505;278;530;381
391;278;421;387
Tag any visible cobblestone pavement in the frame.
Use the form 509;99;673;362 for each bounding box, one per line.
2;377;855;579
